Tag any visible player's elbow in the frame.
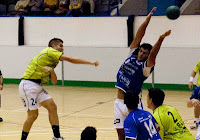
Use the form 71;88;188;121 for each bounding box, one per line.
51;80;57;85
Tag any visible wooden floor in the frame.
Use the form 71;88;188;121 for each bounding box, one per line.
0;84;197;140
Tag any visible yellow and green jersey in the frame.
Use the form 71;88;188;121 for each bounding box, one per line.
22;47;62;84
193;61;200;86
153;105;195;140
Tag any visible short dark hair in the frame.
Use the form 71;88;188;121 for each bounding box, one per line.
140;43;153;53
81;126;97;140
124;92;139;110
148;88;165;107
48;38;63;47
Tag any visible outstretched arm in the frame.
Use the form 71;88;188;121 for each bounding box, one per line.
130;7;156;49
60;55;99;66
147;30;171;67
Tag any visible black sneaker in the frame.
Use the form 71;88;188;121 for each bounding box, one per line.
0;117;3;122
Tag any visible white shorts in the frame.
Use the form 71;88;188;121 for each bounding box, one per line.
19;79;52;110
114;94;143;129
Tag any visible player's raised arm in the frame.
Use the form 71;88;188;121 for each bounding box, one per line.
147;30;171;67
130;7;156;49
60;55;99;66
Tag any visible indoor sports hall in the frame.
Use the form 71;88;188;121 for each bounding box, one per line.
0;0;199;139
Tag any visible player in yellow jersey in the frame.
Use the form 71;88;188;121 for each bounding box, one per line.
147;88;195;140
189;61;200;129
19;38;99;140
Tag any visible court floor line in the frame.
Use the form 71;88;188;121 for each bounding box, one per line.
0;127;115;133
0;128;116;137
1;109;113;119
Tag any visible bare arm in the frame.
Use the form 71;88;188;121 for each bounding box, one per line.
130;7;156;49
60;55;99;66
147;30;171;67
43;66;57;85
0;76;3;90
189;70;196;90
187;99;200;108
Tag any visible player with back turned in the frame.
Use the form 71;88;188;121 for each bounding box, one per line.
147;88;195;140
124;92;161;140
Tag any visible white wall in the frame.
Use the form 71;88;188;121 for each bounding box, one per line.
24;17;128;47
0;46;199;85
0;16;200;85
134;15;200;48
0;17;18;46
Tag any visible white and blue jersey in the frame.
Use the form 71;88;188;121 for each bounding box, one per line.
116;48;154;94
124;109;161;140
190;86;200;100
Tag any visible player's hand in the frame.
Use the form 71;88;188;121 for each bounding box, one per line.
43;66;54;73
148;7;157;16
192;99;200;107
0;85;3;90
161;30;171;38
93;61;99;67
189;81;193;90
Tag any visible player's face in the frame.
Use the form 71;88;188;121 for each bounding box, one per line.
147;94;152;109
137;48;150;62
53;42;64;52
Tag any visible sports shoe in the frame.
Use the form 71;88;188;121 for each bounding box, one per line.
0;117;3;122
52;136;64;140
190;121;198;129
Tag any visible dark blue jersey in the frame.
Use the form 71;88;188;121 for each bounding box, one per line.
0;69;2;76
116;48;153;94
190;86;200;100
124;109;161;140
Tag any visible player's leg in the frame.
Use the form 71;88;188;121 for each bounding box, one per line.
191;106;200;129
114;99;128;140
19;79;41;140
21;110;39;140
40;96;63;140
196;122;200;140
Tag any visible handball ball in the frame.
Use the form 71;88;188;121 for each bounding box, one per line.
166;5;180;20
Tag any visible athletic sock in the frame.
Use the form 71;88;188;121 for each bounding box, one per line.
21;131;29;140
52;125;61;138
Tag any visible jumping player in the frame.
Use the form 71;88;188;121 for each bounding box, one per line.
19;38;99;140
148;88;195;140
114;7;171;140
124;92;161;140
